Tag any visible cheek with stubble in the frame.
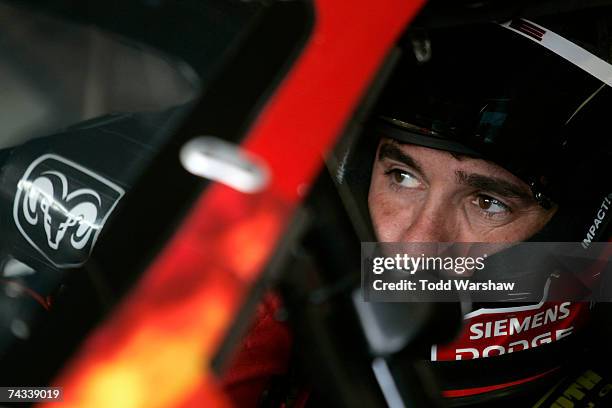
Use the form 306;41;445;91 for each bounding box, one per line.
368;173;415;242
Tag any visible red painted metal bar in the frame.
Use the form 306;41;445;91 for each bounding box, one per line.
41;1;425;406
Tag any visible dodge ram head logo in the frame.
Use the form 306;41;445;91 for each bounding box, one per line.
13;154;124;268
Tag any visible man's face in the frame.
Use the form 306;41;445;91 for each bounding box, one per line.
368;138;556;242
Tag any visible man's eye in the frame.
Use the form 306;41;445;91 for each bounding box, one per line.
385;169;421;188
472;195;510;214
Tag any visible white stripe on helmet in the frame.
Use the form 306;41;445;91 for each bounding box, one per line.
500;18;612;87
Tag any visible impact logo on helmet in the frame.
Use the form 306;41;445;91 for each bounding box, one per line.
581;194;612;249
13;154;124;268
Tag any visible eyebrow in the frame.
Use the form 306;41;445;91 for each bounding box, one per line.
377;142;424;173
455;171;534;203
377;141;535;204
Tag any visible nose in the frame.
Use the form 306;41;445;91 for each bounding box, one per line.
399;195;458;242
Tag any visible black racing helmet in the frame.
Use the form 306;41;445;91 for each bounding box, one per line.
330;18;612;405
347;18;612;244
